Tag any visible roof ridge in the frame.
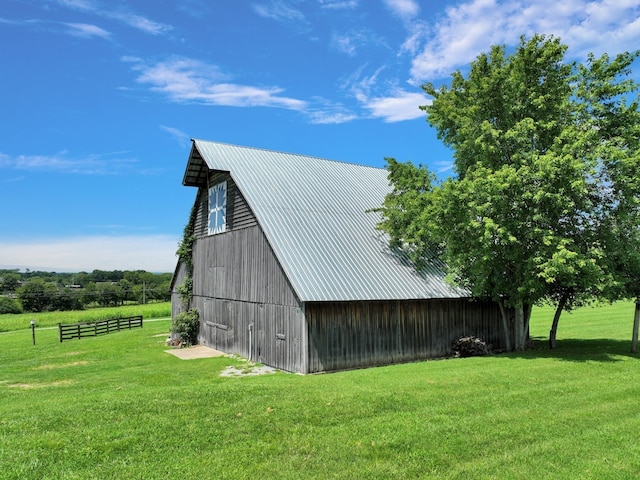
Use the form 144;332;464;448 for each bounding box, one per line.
191;138;386;172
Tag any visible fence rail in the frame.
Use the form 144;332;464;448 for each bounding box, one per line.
58;315;143;342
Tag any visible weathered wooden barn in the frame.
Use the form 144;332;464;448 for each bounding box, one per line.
171;139;507;373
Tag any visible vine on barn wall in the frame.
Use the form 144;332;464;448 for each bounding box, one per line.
172;199;200;342
176;200;199;309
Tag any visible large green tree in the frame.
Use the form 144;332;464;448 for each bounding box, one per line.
377;35;640;351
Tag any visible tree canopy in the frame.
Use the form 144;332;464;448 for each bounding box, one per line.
377;35;640;350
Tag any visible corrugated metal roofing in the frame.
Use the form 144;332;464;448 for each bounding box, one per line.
188;139;468;302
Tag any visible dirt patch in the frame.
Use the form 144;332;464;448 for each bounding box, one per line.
220;364;277;377
35;361;89;370
7;380;73;389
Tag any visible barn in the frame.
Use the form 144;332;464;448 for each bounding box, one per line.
171;139;507;373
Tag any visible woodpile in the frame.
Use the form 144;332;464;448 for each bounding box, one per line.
452;336;493;357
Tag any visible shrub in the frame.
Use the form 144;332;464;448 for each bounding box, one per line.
171;309;200;346
0;296;22;314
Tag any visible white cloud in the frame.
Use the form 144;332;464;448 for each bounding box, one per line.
160;125;191;148
253;1;306;23
129;56;308;110
56;0;172;35
364;90;429;122
383;0;420;20
331;32;358;56
0;235;179;272
408;0;640;82
0;151;138;174
64;22;111;40
319;0;358;9
107;11;172;35
57;0;96;10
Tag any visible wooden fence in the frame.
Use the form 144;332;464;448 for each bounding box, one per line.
58;315;143;342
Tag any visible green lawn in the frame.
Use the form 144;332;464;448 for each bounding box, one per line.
1;302;638;479
0;302;171;332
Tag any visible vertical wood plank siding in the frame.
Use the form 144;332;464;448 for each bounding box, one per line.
170;262;187;318
191;223;305;372
192;226;299;306
305;299;506;373
173;173;304;373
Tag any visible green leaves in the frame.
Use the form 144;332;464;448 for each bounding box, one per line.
379;35;640;349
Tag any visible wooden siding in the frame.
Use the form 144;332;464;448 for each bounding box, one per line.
190;224;305;372
170;261;188;318
197;298;305;373
193;188;208;239
192;226;299;306
173;170;305;372
193;172;258;237
305;299;506;373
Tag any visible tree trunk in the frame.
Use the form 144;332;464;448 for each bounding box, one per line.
498;300;512;352
549;294;569;349
632;300;640;353
514;304;526;351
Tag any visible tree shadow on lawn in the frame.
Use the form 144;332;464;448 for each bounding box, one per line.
507;337;640;363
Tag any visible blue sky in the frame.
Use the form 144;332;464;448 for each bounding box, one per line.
1;0;639;273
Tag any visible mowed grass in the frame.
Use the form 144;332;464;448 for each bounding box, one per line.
1;302;639;479
0;302;171;332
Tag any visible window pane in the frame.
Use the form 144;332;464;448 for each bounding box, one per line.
208;181;227;235
216;210;225;231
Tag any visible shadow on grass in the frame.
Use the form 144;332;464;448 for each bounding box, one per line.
505;337;640;363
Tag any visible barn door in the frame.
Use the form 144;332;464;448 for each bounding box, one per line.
252;304;266;364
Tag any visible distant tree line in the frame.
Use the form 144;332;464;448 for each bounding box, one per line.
0;269;172;314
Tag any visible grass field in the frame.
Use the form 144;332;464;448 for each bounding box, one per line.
0;302;171;332
1;302;638;479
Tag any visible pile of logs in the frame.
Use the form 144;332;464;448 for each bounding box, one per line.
452;336;493;357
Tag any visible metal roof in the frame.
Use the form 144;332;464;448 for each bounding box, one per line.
187;139;468;302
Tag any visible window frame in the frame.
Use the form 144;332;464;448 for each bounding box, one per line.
208;180;227;235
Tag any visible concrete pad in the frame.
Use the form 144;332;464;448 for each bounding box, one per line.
165;345;226;360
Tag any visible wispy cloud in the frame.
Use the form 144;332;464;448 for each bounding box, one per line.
0;150;139;174
319;0;358;9
330;32;359;56
364;90;429;122
0;16;113;40
383;0;420;20
107;11;172;35
342;65;428;122
63;22;111;40
127;56;308;110
56;0;172;35
253;1;307;25
0;235;179;272
408;0;640;82
160;125;191;148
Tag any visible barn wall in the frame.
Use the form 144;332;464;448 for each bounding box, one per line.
305;298;506;373
170;261;188;318
192;226;300;306
197;298;305;372
186;172;306;372
192;172;258;238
